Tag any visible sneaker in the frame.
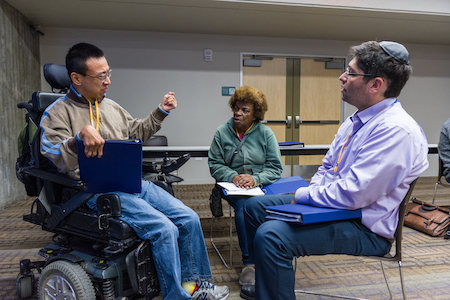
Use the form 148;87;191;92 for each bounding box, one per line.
239;266;255;285
191;281;230;300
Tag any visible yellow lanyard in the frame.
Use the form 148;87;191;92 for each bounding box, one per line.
334;134;350;173
333;100;399;174
236;122;254;139
88;99;100;132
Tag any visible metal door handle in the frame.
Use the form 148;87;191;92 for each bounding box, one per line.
296;119;339;125
261;116;292;128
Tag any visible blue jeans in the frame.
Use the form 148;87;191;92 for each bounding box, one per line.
244;194;392;300
224;195;250;264
87;180;212;300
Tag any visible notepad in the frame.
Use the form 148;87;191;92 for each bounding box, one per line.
217;182;265;196
77;139;143;193
265;203;362;224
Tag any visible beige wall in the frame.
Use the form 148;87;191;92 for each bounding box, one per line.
0;0;40;209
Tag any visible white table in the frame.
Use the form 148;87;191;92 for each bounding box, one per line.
143;144;438;158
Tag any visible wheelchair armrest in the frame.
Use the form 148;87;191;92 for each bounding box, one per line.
25;167;85;190
161;153;191;174
97;194;122;217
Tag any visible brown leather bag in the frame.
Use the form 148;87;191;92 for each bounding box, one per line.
404;198;450;237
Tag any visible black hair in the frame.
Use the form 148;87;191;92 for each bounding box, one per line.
65;43;104;79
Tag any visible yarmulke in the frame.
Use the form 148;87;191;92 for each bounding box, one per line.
380;41;410;64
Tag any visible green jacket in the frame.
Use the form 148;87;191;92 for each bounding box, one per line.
208;118;282;185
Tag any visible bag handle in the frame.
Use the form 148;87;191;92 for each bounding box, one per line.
412;197;450;214
229;134;248;166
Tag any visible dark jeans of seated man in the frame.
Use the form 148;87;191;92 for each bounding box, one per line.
244;194;392;300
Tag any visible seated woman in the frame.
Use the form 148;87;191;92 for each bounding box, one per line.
208;86;282;285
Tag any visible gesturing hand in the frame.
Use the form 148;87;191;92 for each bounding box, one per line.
160;92;177;112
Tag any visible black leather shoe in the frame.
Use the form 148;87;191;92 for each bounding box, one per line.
240;285;255;300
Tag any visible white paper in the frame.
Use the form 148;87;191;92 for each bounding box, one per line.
217;182;265;196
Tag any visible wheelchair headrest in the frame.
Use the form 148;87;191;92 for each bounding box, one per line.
43;64;71;92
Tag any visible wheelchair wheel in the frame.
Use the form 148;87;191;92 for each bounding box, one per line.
16;273;35;299
38;260;95;300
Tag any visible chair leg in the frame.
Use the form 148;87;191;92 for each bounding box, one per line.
294;259;369;300
379;261;393;300
228;204;233;268
398;261;407;300
209;205;233;269
294;289;370;300
295;260;406;300
432;182;439;204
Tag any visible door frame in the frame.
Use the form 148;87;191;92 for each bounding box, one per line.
239;52;348;123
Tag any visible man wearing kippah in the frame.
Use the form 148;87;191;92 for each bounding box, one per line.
240;41;429;300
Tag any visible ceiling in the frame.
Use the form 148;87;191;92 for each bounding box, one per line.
5;0;450;46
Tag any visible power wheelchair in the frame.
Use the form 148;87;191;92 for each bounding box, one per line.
15;64;190;300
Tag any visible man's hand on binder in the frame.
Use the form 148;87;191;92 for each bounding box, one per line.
79;125;105;158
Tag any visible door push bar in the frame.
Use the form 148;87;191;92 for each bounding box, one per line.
261;116;292;128
262;116;339;128
295;116;339;127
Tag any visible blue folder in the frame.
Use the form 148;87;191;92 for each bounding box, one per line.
278;141;304;147
265;203;362;224
262;176;309;195
77;139;143;193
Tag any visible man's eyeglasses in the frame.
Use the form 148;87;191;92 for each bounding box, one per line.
344;67;375;78
84;69;112;83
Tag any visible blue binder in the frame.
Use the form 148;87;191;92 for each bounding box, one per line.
278;141;304;147
262;176;309;195
77;139;142;193
265;203;362;224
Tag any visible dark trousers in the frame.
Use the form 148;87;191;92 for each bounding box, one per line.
244;194;392;300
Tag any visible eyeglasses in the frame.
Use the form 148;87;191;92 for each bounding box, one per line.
344;67;375;78
84;69;112;83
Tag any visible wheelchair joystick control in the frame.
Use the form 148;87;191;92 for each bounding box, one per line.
162;152;171;168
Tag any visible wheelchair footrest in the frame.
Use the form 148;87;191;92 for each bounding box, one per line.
126;241;159;298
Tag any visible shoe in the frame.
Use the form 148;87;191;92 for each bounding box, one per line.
240;285;255;300
239;266;255;285
191;281;230;300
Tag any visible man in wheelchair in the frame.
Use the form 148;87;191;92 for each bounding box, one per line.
33;43;229;300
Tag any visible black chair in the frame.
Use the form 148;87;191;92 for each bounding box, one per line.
432;155;450;204
144;135;168;146
295;178;418;300
16;64;159;300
